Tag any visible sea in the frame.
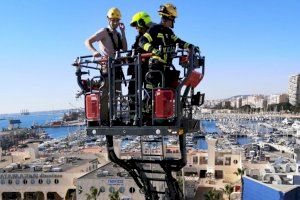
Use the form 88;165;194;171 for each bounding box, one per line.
0;110;82;139
198;120;252;149
0;111;252;149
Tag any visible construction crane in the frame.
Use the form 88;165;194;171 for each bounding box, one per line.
72;46;205;200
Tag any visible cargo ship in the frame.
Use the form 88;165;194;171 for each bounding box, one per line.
20;109;30;115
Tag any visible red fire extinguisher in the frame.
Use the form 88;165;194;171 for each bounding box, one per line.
85;93;100;121
154;89;175;119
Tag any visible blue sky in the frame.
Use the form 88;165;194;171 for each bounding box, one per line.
0;0;299;114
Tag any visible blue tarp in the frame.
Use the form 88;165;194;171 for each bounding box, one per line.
243;177;300;200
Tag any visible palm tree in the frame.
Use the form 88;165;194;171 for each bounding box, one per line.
85;186;99;200
109;191;120;200
221;184;234;200
204;188;221;200
234;167;246;200
177;177;184;193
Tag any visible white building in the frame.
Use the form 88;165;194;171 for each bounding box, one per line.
0;154;99;200
255;99;268;109
184;137;242;183
76;162;151;200
236;97;242;108
268;94;289;105
288;74;300;106
241;95;265;108
242;98;249;107
230;99;237;108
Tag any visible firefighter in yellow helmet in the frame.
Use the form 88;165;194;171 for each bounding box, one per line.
84;7;127;126
130;12;154;35
158;3;177;28
139;3;200;88
85;7;127;58
127;12;155;124
138;4;200;125
130;12;155;56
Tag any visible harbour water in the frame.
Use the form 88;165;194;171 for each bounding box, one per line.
0;110;82;139
199;120;253;149
1;111;253;146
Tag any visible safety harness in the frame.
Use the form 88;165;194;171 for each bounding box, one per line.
105;28;126;85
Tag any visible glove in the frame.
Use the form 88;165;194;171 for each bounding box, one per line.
188;44;200;54
152;48;162;56
194;46;200;54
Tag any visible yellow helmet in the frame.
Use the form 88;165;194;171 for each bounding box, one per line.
130;12;152;27
107;7;121;19
158;3;177;18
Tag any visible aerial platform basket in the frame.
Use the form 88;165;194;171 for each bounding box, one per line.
73;46;205;200
73;47;205;135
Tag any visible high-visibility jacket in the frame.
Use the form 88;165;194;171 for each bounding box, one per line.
139;24;193;64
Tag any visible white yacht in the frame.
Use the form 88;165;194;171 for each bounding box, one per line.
292;120;300;130
282;118;293;125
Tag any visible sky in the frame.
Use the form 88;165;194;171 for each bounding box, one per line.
0;0;299;114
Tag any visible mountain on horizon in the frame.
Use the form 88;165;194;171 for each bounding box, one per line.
228;95;251;99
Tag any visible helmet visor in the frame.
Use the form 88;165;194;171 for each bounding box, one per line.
130;21;137;27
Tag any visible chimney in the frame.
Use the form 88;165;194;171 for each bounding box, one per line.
206;136;218;174
27;143;39;160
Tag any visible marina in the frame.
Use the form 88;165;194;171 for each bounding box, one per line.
1;110;300;200
2;111;300;156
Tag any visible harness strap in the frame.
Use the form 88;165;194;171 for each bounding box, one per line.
105;28;122;51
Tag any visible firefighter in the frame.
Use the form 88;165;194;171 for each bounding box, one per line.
139;3;200;89
85;7;127;125
130;12;155;52
129;11;154;81
128;12;155;125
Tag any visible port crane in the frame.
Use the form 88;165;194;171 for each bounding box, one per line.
72;46;205;200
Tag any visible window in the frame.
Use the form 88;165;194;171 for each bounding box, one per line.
100;186;106;193
121;198;131;200
1;180;5;185
215;170;224;179
78;186;83;194
233;160;238;164
54;179;59;184
119;187;125;193
15;179;20;185
129;187;135;194
109;187;115;193
38;179;43;184
23;179;27;184
8;180;12;185
200;156;208;164
46;179;51;184
225;157;231;165
193;156;198;164
215;157;223;165
30;179;35;184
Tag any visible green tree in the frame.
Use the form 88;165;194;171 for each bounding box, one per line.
221;184;234;200
177;177;184;193
204;188;221;200
85;186;99;200
234;167;246;200
109;191;120;200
